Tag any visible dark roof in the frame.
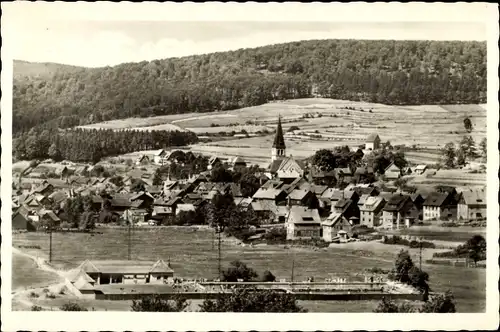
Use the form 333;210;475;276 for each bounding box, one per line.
383;194;411;212
79;259;174;274
267;159;283;173
366;133;380;142
423;192;451;207
272;116;286;149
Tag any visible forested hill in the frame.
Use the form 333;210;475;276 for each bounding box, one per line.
13;39;486;135
14;60;85;79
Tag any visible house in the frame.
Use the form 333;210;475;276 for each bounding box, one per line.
410;193;425;221
334;167;354;184
252;188;288;205
307;166;337;186
153;149;169;165
12;211;36;231
332;198;360;222
285;206;322;240
322;212;352;241
365;134;381;150
382;194;419;229
175;203;196;215
207;156;222;170
423;192;458;221
287;189;318;208
230;156;247;171
384;163;402;180
457;189;486;220
354;166;375;183
359;196;386;227
414;165;427;175
32;183;55;197
77;259;174;285
38;209;61;228
130;191;155;209
275;157;307;180
136;155;151;166
151;206;174;223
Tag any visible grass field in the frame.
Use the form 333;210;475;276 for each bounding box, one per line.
13;227;486;312
12;252;62;291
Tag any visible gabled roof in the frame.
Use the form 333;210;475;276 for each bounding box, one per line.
39;209;60;222
33;183;53;194
287;188;311;201
74;277;95;291
366;133;380;142
423;192;451;207
149;259;174;273
79;259;100;273
48;190;69;203
383;194;411;212
267;159;284;173
460;189;486;206
208;156;221;164
288;206;321;224
322;212;350;226
153;206;173;215
272;116;286;149
130;191;155;201
67;268;96;283
360;196;386;212
252;188;285;200
231;156;246;165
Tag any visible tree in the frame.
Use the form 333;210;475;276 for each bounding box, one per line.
373;297;416;313
420;291;456;313
152;170;163;186
199;288;306;312
130;179;146;192
312;149;336;172
210;166;233;183
222;260;258;282
479;138;487;158
260;270;276;282
388;249;429;294
79;211;96;231
463;117;472;133
393;151;408;169
108;175;124;187
456;147;466;166
131;294;189;312
288;125;300;132
459;136;478;160
465;235;486;266
442;142;456;168
59;302;88;311
47;143;62;161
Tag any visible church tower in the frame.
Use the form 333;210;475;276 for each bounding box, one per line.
271;115;286;162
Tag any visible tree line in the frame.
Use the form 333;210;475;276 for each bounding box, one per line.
14;39;486;135
13;127;198;163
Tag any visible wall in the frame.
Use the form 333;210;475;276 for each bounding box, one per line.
96;291;424;302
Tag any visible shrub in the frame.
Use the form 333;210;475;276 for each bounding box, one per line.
59;302;88;311
260;270;276;282
45;292;56;299
29;291;39;298
131;294;189;312
31;305;43;311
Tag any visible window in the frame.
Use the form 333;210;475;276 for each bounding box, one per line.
476;213;482;218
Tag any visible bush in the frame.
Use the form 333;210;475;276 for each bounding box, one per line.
59;302;88;311
131;294;189;312
29;291;39;298
222;260;258;282
260;270;276;282
383;235;435;249
31;305;43;311
45;292;56;299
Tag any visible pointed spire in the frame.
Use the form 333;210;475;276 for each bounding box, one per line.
273;115;286;149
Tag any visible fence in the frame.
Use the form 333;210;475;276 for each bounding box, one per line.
95;291;424;302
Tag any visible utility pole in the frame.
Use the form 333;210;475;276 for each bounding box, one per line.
217;226;222;280
419;241;422;270
49;228;53;263
291;260;295;283
127;210;131;261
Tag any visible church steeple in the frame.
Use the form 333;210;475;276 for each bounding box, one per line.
271;115;286;162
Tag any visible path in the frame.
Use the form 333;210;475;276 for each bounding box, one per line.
11;247;69;311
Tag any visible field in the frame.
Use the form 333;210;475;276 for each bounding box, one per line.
75;99;487;164
12;227;486;312
12;252;62;291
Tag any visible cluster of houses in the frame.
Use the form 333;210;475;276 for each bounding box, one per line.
12;117;487;244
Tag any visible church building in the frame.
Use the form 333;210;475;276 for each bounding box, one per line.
266;116;306;180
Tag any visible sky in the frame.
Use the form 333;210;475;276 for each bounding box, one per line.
2;3;490;68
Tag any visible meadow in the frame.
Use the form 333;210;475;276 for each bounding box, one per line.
12;252;62;291
12;227;486;312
